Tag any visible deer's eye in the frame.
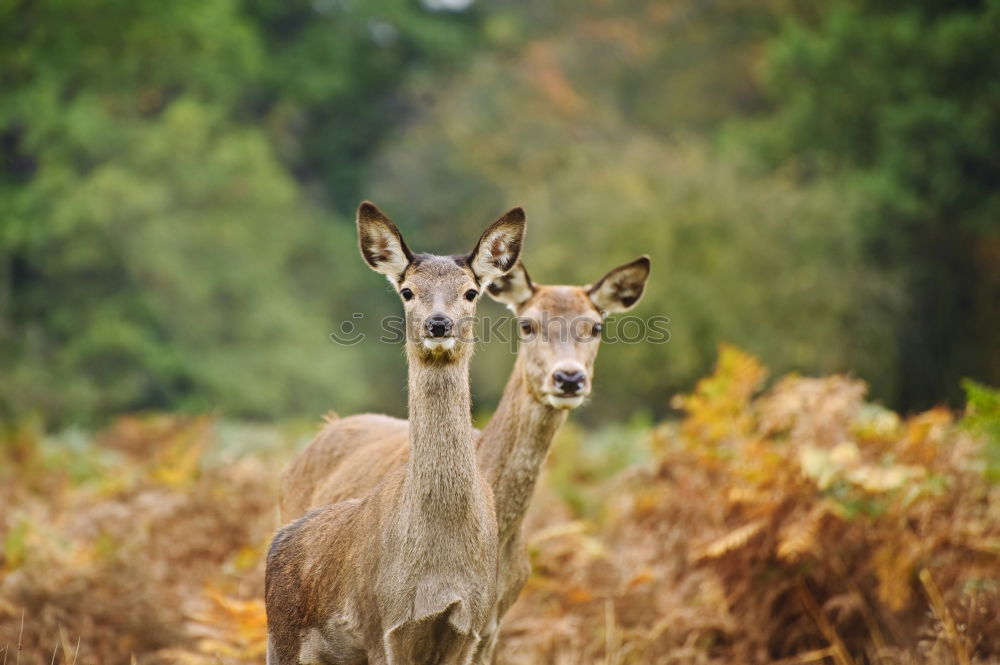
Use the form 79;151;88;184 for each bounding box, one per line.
464;289;478;302
519;320;535;336
591;322;603;338
400;288;414;301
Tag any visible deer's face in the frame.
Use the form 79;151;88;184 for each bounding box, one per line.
488;257;650;409
357;201;526;364
396;256;483;360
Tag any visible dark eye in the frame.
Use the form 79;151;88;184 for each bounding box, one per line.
519;320;535;336
591;322;603;338
464;289;478;302
400;288;414;301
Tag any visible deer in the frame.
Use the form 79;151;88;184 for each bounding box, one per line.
278;254;651;663
265;201;527;665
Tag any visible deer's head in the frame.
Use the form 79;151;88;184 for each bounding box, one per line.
488;256;650;409
357;201;526;364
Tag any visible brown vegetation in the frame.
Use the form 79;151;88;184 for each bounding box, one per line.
500;346;999;664
2;347;997;664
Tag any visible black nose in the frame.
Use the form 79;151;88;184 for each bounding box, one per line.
425;315;453;338
553;370;586;395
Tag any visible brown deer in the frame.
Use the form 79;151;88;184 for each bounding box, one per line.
265;201;526;665
278;256;651;663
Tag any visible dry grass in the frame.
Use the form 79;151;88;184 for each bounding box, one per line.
0;415;277;664
497;346;1000;665
1;346;997;664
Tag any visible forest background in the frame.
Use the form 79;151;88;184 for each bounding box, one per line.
3;0;998;427
2;1;999;664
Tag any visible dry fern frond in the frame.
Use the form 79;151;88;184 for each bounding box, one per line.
777;504;833;563
187;586;268;661
696;518;768;561
872;535;922;611
672;343;768;445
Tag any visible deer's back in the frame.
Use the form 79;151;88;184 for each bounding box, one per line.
279;413;411;523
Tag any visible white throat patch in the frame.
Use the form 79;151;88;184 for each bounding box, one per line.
423;337;457;352
545;394;585;410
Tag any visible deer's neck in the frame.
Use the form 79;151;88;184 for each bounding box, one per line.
403;350;479;524
478;355;567;543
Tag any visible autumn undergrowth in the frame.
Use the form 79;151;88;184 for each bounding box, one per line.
1;347;997;664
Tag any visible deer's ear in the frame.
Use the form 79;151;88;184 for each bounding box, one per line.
486;262;535;312
467;207;526;285
357;201;413;283
588;256;651;316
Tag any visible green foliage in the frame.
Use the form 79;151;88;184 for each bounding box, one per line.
545;414;653;520
0;0;378;424
757;1;1000;230
962;379;1000;481
243;0;485;210
366;50;902;420
746;0;1000;409
1;0;996;426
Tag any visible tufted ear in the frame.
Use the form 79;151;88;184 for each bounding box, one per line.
356;201;413;283
588;256;651;316
486;262;535;312
467;207;526;285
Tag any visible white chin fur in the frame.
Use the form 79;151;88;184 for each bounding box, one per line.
545;394;586;410
422;337;456;352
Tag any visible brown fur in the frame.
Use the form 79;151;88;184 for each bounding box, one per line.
278;257;651;663
265;202;526;665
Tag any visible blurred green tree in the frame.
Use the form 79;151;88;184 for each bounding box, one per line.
2;0;994;427
0;0;373;424
748;0;1000;409
366;50;901;422
243;0;484;212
